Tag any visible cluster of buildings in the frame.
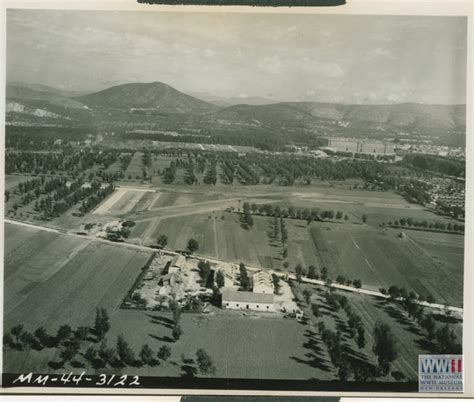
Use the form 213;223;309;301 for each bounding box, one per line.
427;178;465;213
395;143;465;159
129;254;289;314
323;137;395;155
221;270;276;312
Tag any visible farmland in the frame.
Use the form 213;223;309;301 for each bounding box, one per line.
3;223;153;374
5;264;460;383
114;182;463;307
291;282;462;381
308;223;464;307
3;150;465;386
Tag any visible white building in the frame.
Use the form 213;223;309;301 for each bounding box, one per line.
221;288;275;312
252;271;274;294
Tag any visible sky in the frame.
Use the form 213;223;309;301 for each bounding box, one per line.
6;10;468;104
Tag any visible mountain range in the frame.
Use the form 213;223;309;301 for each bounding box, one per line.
6;81;466;136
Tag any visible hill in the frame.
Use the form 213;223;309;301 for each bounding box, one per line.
213;102;466;131
7;82;92;98
6;80;465;146
77;81;217;114
6;84;86;109
189;92;283;107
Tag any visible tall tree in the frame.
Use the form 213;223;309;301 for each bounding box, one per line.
302;289;312;305
84;346;97;366
140;343;156;366
196;348;216;375
215;270;225;288
372;323;398;376
34;326;50;348
239;263;251;291
356;326;366;349
307;265;318;279
117;334;136;366
60;342;79;364
187;238;199;253
157;345;171;361
94;308;110;340
172;325;183;342
11;324;24;346
56;324;72;345
157;234;168;248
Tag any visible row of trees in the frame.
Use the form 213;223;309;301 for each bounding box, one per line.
245;202;350;223
162;162;177;184
152;150;400;188
184;161;197;185
78;184;115;215
4;308;111;364
380;285;436;305
293;263;363;290
241;202;254;228
5;149;121;177
297;281;399;380
197;260;214;289
380;285;462;355
203;159;218;185
402;153;465;178
400;180;431;205
380;218;464;233
5;304;218;375
316;318;394;380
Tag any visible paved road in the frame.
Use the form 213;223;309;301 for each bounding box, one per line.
5;218;463;315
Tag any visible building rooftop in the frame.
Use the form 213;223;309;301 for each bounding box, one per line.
252;271;273;289
222;288;273;304
171;254;186;269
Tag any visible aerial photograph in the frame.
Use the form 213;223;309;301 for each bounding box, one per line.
2;8;467;391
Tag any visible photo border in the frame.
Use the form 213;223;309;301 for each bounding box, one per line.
0;0;472;397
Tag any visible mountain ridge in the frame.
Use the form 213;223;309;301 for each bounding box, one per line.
76;81;217;114
6;80;466;133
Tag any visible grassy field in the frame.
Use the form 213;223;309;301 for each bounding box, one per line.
105;309;333;379
3;224;152;374
5;174;36;190
128;191;463;307
308;223;464;306
123;152;145;181
291;282;462;381
140;211;282;266
6;274;460;382
4;306;333;380
3;224;462;384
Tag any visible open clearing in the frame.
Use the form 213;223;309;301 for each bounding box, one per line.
3;224;152;350
135;200;463;306
292;282;462;381
5;174;36;190
309;223;464;306
6;283;458;381
140;211;282;266
3;224;462;383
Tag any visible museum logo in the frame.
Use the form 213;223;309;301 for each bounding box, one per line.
419;355;463;392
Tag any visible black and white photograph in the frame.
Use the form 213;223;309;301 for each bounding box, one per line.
1;1;471;394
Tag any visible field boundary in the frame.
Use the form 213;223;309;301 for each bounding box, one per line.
120;251;157;310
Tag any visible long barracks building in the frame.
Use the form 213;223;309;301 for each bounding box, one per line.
325;137;395;155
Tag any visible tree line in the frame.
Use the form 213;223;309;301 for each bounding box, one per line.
380;218;464;233
4;307;217;375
